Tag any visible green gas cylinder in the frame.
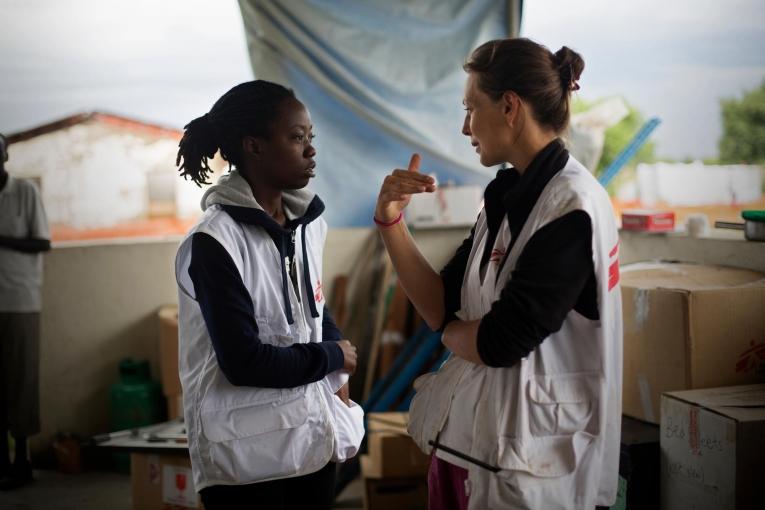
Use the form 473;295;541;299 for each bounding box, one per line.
110;358;162;430
110;358;162;472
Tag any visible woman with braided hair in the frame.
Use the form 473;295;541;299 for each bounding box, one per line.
174;80;363;509
375;38;623;509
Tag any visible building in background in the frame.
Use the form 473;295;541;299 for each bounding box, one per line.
6;113;222;241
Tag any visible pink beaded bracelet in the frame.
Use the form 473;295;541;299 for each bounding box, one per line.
373;212;403;228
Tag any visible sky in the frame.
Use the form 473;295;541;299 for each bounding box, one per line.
521;0;765;160
1;0;763;160
0;0;253;136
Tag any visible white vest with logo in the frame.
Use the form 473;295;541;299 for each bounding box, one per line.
408;156;623;509
175;203;363;491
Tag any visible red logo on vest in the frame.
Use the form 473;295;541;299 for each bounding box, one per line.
314;280;323;302
489;248;505;264
608;242;619;291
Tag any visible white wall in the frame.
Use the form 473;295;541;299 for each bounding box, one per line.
33;238;180;456
30;227;765;458
635;162;763;206
619;229;765;273
9;124;177;228
7;121;222;230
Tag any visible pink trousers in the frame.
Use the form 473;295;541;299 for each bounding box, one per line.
428;456;469;510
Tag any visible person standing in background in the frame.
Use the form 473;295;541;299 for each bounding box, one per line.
0;133;51;490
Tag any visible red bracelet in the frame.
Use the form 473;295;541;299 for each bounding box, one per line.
373;212;403;228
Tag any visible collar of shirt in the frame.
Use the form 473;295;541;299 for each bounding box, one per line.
480;138;569;267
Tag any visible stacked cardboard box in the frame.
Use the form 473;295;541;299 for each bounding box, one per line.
158;305;183;420
362;412;429;510
660;384;765;509
131;452;202;510
620;263;765;424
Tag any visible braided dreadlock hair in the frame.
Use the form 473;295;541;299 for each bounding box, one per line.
176;80;296;186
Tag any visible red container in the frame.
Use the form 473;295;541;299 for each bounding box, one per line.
621;210;675;232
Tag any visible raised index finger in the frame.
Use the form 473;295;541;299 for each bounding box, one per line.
407;153;421;173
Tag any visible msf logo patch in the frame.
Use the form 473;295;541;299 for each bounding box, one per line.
608;242;619;291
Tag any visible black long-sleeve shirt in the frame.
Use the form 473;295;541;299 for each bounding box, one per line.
440;139;599;368
188;232;344;389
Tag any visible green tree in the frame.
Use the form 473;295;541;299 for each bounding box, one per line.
719;80;765;164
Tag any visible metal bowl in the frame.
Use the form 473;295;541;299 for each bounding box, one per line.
744;218;765;242
742;210;765;242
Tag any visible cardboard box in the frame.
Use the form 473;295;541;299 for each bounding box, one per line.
166;393;183;421
621;263;765;423
621;210;675;232
360;455;427;510
367;412;430;477
158;306;182;397
660;384;765;510
131;452;203;510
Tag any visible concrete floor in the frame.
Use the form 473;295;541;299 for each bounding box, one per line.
0;470;364;510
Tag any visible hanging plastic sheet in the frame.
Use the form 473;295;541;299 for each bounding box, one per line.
238;0;518;225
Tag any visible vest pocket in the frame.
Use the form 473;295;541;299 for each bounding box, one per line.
201;391;308;442
200;391;325;483
496;430;596;478
491;432;597;509
527;374;599;438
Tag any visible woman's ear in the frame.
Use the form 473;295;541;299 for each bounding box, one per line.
242;136;261;158
501;91;519;127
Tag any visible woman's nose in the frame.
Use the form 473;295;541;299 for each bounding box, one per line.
461;114;471;136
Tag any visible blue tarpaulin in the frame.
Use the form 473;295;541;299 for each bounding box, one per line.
238;1;521;226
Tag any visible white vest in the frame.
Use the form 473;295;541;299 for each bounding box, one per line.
175;204;363;491
408;156;623;509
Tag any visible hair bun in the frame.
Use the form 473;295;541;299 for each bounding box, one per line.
554;46;584;92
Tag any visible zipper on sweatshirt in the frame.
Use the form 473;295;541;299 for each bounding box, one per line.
287;228;312;341
288;229;301;304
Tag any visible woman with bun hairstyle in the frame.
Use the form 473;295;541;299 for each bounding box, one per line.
374;38;622;509
174;80;363;509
